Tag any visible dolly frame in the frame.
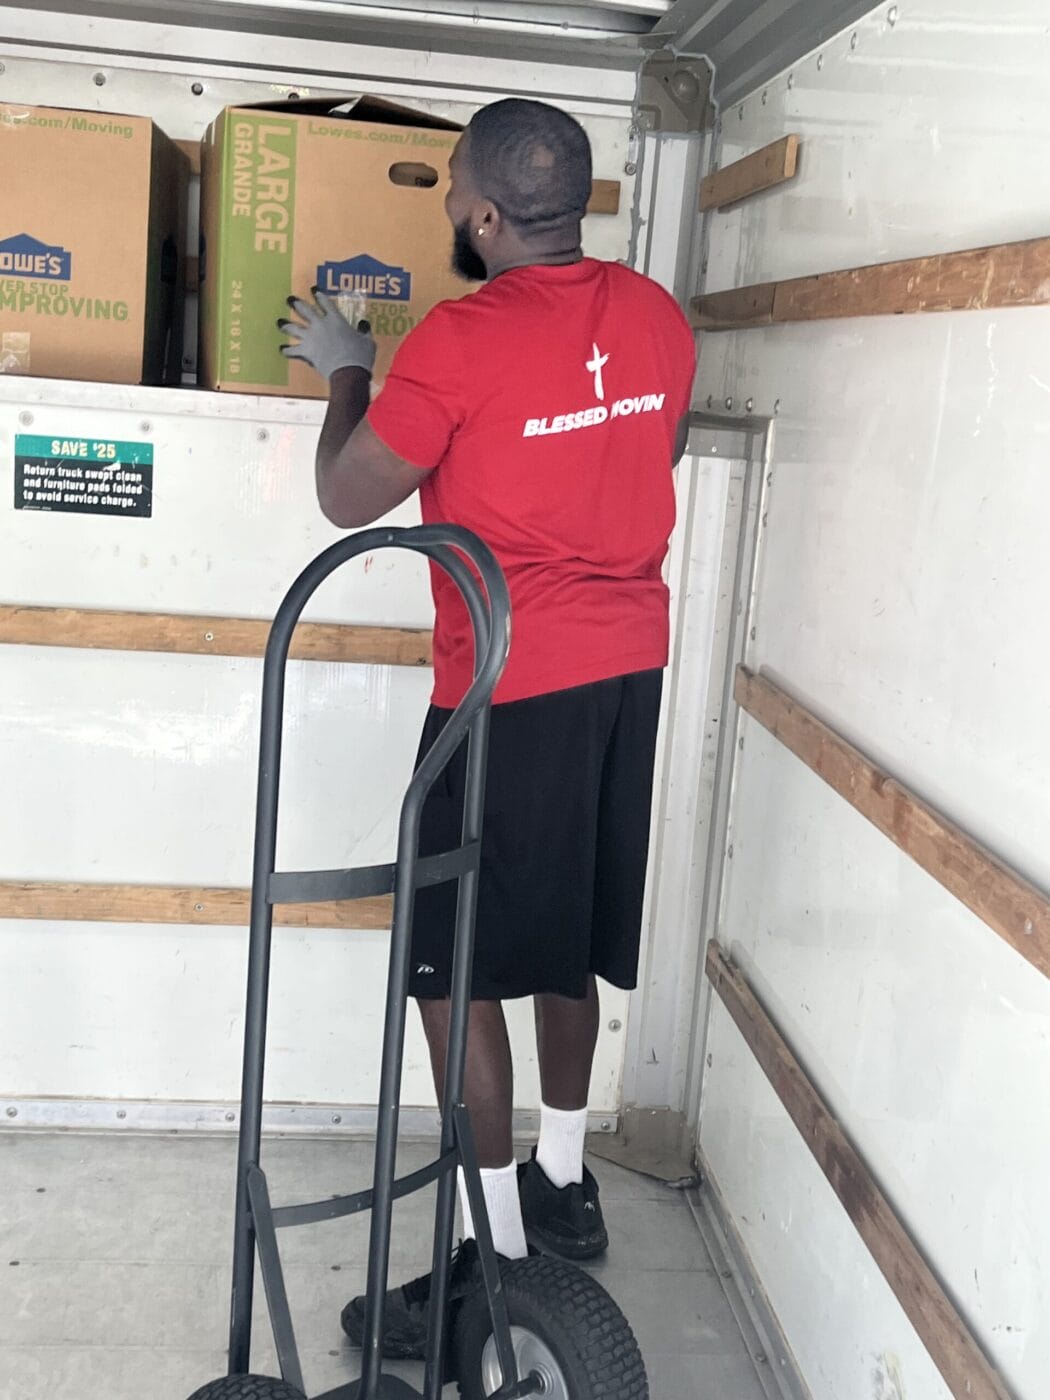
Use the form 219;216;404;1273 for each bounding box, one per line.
223;523;529;1400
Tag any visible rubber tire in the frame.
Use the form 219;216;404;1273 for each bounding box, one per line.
186;1376;306;1400
452;1255;648;1400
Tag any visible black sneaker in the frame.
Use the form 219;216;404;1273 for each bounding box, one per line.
339;1238;484;1361
518;1149;609;1260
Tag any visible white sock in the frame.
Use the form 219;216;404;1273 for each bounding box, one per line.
457;1163;528;1260
536;1102;588;1189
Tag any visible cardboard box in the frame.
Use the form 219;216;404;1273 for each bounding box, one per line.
0;103;188;385
198;96;471;397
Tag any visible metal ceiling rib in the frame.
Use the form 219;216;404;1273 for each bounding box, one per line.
0;0;880;91
650;0;880;106
0;0;670;70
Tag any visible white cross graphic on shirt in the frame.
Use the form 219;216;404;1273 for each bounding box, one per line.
586;343;609;402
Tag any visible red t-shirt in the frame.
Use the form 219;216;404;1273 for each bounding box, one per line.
368;258;696;707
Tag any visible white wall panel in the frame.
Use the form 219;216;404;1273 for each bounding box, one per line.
0;380;631;1114
0;10;640;1116
695;2;1050;1397
0;6;641;112
0;920;628;1111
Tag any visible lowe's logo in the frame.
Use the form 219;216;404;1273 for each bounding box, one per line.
0;233;72;281
317;253;411;302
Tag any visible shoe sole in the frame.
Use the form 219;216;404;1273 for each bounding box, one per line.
524;1224;609;1262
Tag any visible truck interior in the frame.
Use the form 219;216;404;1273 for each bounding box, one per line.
1;3;1046;1399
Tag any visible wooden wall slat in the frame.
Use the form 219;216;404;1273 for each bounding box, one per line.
587;179;621;216
691;281;777;331
706;941;1013;1400
735;667;1050;980
692;234;1050;330
0;604;433;668
700;134;800;211
0;880;392;930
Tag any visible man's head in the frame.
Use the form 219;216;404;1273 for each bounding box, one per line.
446;99;593;281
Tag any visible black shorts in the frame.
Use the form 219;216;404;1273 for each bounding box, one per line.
409;669;663;1001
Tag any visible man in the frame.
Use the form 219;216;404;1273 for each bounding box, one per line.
279;97;696;1357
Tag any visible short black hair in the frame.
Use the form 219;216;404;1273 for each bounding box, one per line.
466;99;592;234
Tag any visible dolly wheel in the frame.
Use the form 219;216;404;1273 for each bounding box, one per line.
453;1255;648;1400
186;1376;306;1400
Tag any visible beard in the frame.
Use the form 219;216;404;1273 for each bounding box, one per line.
451;219;488;282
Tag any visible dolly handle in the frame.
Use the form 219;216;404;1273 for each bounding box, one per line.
228;523;509;1382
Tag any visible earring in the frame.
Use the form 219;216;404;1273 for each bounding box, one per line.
477;228;486;236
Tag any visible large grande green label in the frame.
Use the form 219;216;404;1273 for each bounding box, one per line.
220;113;298;386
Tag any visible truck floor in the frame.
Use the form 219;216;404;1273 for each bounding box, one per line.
0;1132;769;1400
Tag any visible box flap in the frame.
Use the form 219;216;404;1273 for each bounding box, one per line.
228;93;461;132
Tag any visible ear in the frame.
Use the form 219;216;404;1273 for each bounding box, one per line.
471;198;503;239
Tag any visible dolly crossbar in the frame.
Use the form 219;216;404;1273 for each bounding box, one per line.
267;845;481;905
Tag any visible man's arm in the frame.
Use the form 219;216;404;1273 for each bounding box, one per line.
279;291;430;528
315;367;430;528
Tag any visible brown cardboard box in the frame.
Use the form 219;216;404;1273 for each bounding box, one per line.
0;103;188;385
198;96;472;398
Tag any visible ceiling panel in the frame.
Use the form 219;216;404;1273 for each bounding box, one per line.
0;0;881;91
652;0;880;104
0;0;670;69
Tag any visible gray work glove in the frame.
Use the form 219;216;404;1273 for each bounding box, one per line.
277;289;377;379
